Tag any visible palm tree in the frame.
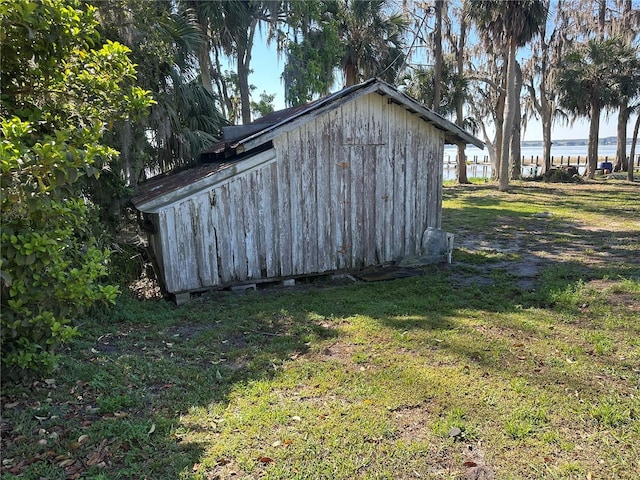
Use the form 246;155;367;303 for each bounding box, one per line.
401;60;457;117
467;0;547;191
613;56;640;173
556;38;639;178
339;0;408;86
629;108;640;181
89;0;226;226
189;0;281;124
611;0;640;172
523;0;570;178
281;0;407;104
150;67;226;172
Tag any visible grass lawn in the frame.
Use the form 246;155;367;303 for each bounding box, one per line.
2;181;639;479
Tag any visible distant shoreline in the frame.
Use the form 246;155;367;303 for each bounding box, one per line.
521;136;632;148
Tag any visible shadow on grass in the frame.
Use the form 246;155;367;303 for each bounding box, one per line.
2;183;639;479
0;292;342;478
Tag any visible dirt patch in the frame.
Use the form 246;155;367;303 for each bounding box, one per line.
318;342;360;370
462;444;496;480
451;200;640;293
391;403;433;441
199;458;249;480
587;279;640;312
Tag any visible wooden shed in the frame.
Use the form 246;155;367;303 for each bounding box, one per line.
133;78;483;300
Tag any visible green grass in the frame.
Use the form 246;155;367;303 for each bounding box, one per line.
2;181;639;479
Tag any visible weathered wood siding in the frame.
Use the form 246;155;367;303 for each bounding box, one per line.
154;92;445;293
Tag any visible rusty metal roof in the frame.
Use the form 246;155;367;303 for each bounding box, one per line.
132;159;242;210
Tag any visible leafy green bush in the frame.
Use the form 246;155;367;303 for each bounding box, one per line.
0;0;153;374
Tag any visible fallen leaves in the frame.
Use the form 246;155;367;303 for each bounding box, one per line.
0;448;93;479
271;438;293;448
85;438;111;468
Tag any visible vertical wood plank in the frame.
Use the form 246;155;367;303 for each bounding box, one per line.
415;122;429;240
158;209;175;292
242;174;259;279
338;146;351;268
260;163;277;278
404;114;420;254
216;183;233;284
274;137;293;276
207;189;221;286
391;107;406;259
302;120;318;273
268;161;281;277
342;96;355;145
330;110;344;269
426;127;445;229
253;167;267;278
362;145;376;265
177;201;198;291
288;130;304;275
190;196;210;287
370;93;388;144
435;131;445;229
383;122;394;264
316;112;332;272
228;178;246;281
374;145;388;264
349;144;364;267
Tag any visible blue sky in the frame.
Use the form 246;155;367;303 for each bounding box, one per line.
244;28;637;144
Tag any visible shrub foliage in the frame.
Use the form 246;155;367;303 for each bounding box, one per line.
0;0;153;373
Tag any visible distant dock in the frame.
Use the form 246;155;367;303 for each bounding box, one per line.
443;153;640;180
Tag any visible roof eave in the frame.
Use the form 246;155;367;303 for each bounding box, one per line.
232;78;484;153
375;82;484;149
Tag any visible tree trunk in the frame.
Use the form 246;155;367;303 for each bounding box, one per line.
432;0;444;111
539;2;553;177
237;18;258;124
455;14;469;184
499;38;517;191
586;100;601;179
237;47;252;123
345;59;358;86
195;12;214;94
510;61;523;180
510;110;521;180
629;112;639;182
213;47;231;119
493;88;505;181
542;115;552;177
198;45;214;94
598;0;606;38
456;144;469;184
614;98;629;171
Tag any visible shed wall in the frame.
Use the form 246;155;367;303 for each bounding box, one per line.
155;92;444;293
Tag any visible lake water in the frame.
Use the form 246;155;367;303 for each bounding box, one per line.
443;144;638;180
